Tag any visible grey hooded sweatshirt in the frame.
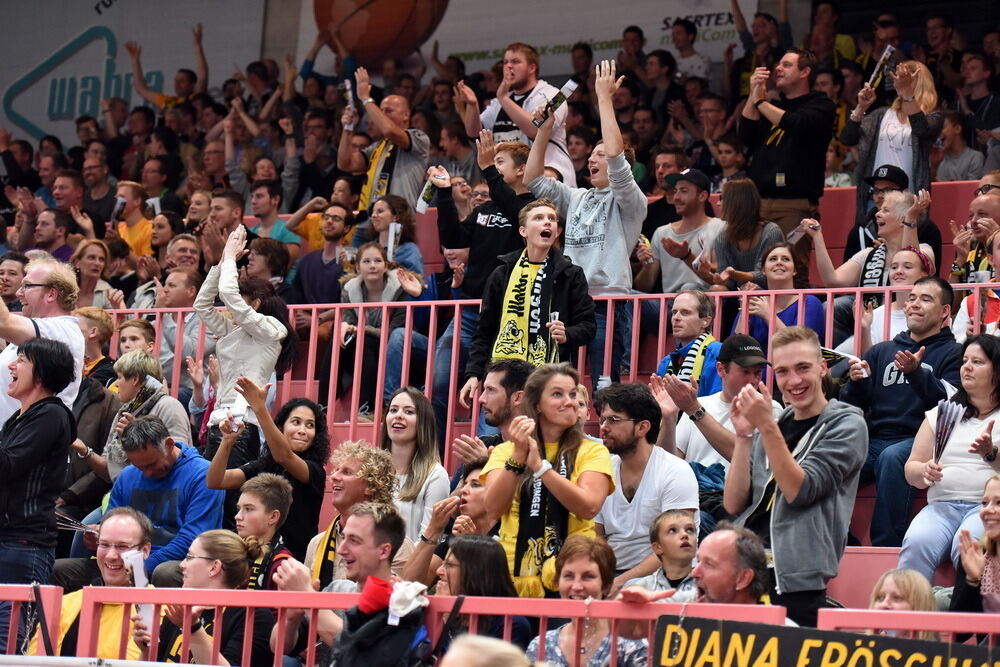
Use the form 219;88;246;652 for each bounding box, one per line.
735;399;867;594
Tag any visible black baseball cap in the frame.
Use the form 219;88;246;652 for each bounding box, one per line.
665;168;712;192
863;164;909;190
718;334;771;367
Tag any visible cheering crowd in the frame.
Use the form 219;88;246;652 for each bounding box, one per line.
1;3;1000;664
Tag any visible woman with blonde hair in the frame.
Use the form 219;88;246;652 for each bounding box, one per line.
841;60;942;227
482;363;613;597
132;529;275;666
69;239;122;309
952;473;1000;614
868;568;939;640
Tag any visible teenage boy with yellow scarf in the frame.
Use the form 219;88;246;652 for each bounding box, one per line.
462;199;596;395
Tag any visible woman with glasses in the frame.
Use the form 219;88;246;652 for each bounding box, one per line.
132;529;275;667
482;363;613;598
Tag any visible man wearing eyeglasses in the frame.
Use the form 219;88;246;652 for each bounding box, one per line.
0;258;85;424
950;193;1000;285
28;507;152;658
594;382;698;598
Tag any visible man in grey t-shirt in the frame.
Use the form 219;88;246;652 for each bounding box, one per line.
338;67;429;213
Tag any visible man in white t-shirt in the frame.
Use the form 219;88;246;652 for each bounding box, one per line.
671;19;713;81
0;258;85;423
458;42;576;186
634;168;724;294
594;382;698;596
654;335;781;469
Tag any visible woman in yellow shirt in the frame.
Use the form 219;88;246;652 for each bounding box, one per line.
482;363;614;597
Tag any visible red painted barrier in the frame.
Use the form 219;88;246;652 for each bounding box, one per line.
817;608;1000;643
0;585;63;656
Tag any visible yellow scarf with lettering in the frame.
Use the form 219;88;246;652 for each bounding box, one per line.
310;516;341;589
491;250;556;366
358;139;394;211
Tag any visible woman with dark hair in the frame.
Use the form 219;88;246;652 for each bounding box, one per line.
132;530;275;667
205;373;328;561
733;242;824;349
900;335;1000;582
703;178;784;290
379;387;449;543
526;536;646;665
434;534;532;650
356;194;424;274
150;211;185;266
194;225;297;515
482;363;613;598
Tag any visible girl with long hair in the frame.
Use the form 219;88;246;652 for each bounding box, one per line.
901;335;1000;582
702;178;784;290
194;226;297;520
205;373;329;561
434;534;532;650
358;194;424;274
184;189;212;233
132;530;275;667
868;568;939;640
734;242;824;349
482;363;613;597
379;387;449;543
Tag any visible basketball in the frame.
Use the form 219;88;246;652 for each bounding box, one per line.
313;0;451;67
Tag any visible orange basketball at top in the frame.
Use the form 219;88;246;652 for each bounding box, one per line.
314;0;451;67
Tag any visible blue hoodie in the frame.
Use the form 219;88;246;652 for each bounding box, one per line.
108;444;223;573
840;327;961;440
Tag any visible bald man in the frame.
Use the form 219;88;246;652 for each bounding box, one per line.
337;67;429;216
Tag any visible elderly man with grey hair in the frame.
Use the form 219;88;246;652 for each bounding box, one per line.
51;416;223;591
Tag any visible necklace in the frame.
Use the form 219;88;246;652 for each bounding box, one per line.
576;618;606;656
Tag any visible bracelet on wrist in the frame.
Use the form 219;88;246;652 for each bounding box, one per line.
504;457;526;473
419;533;438;545
736;430;757;439
753;98;767;109
966;577;981;587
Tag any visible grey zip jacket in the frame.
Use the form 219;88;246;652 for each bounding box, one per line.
735;399;867;594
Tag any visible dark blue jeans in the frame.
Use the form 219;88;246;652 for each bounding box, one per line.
0;541;55;652
863;437;915;547
590;300;632;384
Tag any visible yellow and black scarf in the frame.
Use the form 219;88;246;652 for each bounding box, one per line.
311;516;341;589
514;454;569;593
358;139;396;212
668;332;715;383
491;251;556;366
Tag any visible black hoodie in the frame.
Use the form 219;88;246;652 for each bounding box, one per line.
840;327;961;440
436;165;533;299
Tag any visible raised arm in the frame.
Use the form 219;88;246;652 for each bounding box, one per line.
124;41;160;107
457;81;483;137
522;110;551;184
595;60;625;158
205;420;249;490
337;105;366;174
192;24;208;96
355;67;411;148
237;376;312;484
798;220;861;287
286;195;328;235
0;290;39;345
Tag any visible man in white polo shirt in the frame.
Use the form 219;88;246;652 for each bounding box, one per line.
594;382;698;596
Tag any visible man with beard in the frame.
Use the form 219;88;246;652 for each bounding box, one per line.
449;359;534;487
292;202;351;326
594;382;698;596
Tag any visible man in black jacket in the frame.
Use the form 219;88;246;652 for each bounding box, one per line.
0;337;77;649
460;199;596;402
740;47;835;255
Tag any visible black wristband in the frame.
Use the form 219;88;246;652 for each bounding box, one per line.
753;98;767;109
190;618;203;634
684;249;695;261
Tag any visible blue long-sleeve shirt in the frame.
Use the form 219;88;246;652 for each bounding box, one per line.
108;444;223;573
733;294;826;350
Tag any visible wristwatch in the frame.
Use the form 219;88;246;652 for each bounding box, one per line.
985;446;998;463
688;406;706;423
533;460;553;479
77;447;94;460
361;97;375;107
900;220;916;228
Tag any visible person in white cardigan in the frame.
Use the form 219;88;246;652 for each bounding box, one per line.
379;387;449;543
194;225;296;527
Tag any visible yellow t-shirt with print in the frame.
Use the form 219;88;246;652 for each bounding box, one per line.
29;589;142;659
481;437;614;598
